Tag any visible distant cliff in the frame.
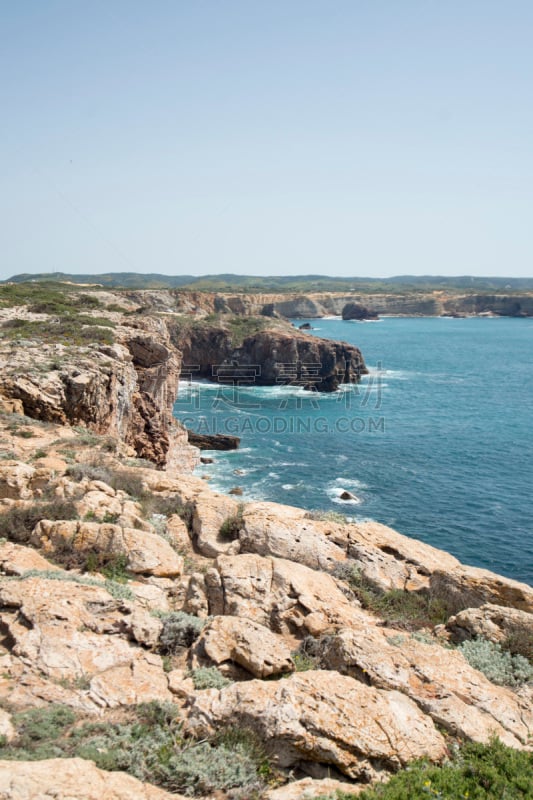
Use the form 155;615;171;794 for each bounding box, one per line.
167;317;367;392
139;289;533;318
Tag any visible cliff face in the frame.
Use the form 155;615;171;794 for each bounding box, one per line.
167;290;533;318
169;322;367;391
0;315;197;469
0;295;367;466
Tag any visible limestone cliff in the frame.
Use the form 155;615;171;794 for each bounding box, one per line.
168;320;367;392
162;289;533;318
0;313;197;469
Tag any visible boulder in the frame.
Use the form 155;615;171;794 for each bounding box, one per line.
184;671;446;780
0;710;15;743
206;553;367;636
0;577;172;708
0;758;183;800
186;431;240;450
193;615;294;678
430;566;533;614
192;491;241;558
446;603;533;646
320;627;533;747
266;778;364;799
240;502;346;572
0;462;35;500
31;520;183;577
0;541;60;576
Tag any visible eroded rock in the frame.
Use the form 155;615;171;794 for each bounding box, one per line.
192;615;294;678
184;671;446;780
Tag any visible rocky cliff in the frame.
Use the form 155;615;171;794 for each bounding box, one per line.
169;319;367;392
165;289;533;318
1;284;532;799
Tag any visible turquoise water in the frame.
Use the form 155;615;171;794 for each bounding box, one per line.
174;317;533;584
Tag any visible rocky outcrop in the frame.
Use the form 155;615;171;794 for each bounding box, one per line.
30;520;184;577
184;671;447;780
186;431;240;450
342;302;379;321
171;321;367;392
0;758;183;800
446;603;533;645
0;320;197;469
192;615;294;678
320;627;533;748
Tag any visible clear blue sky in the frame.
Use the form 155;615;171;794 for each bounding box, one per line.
1;0;532;280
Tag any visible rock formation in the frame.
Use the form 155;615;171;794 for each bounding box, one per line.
0;284;532;799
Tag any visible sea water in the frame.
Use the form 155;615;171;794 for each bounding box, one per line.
173;317;533;584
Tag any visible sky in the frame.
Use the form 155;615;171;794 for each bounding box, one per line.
1;0;532;281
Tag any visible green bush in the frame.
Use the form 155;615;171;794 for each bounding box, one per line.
0;499;78;544
458;637;533;687
188;667;231;690
347;738;533;799
219;505;245;542
333;564;448;630
158;612;206;653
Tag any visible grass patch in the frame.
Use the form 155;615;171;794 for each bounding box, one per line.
333;563;448;630
1;318;114;346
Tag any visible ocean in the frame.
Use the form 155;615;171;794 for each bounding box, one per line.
174;316;533;585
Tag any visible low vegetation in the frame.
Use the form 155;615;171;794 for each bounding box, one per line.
0;701;271;797
157;611;206;653
458;638;533;687
333;563;448;630
315;739;533;799
0;498;78;544
188;666;231;690
219;505;245;542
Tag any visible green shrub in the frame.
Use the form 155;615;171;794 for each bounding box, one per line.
458;637;533;687
83;551;130;582
333;564;448;630
158;612;206;653
157;739;258;795
291;652;318;672
66;464;113;484
0;499;78;544
219;505;245;542
0;699;268;797
188;667;231;690
349;738;533;799
15;705;76;746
